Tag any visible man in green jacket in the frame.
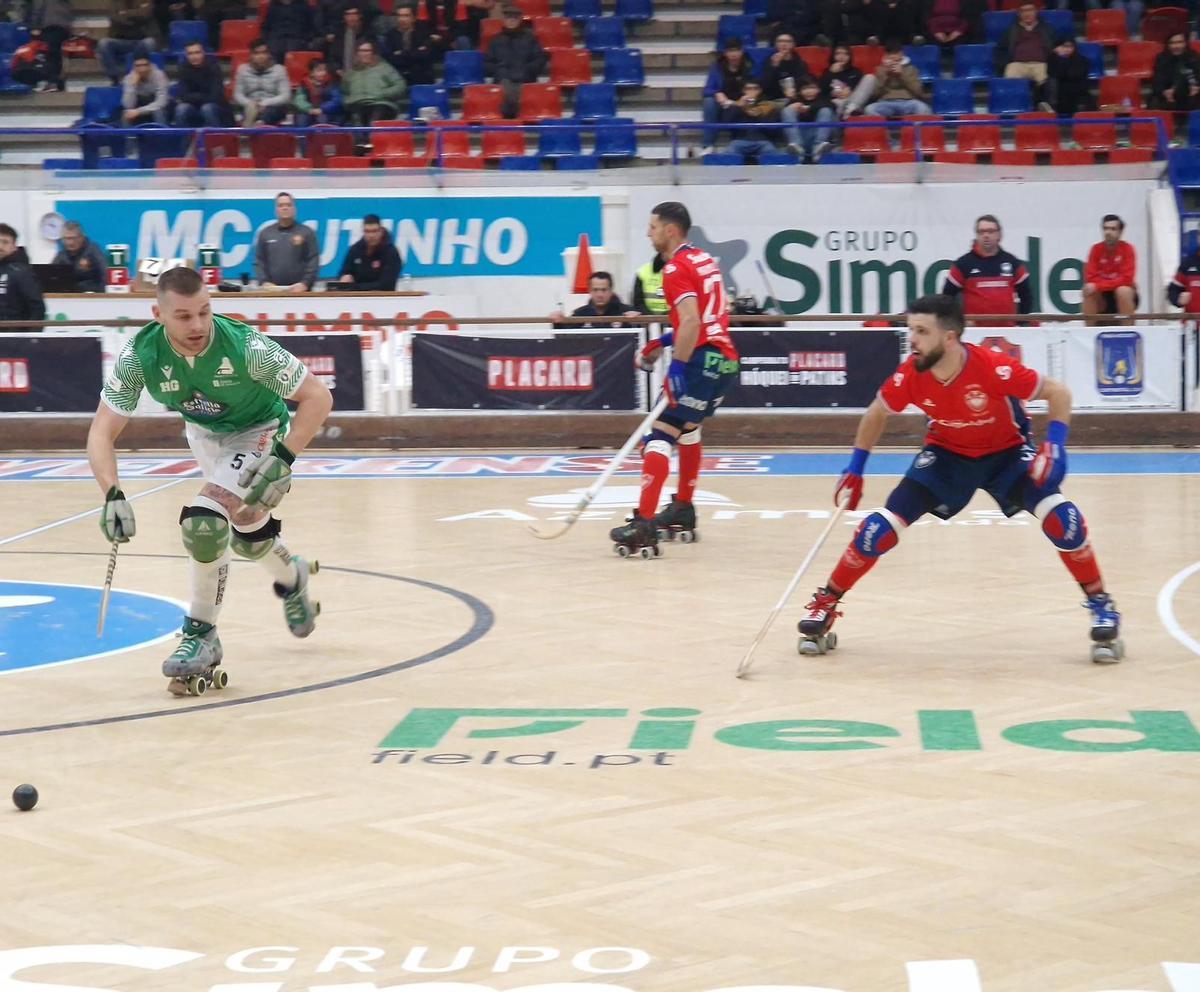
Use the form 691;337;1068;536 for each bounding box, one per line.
342;39;407;126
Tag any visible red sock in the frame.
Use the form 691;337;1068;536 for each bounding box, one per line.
677;438;701;503
638;444;670;518
829;541;881;594
1059;545;1103;594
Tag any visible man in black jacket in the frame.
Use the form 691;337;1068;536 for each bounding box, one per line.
551;272;638;328
760;33;813;102
262;0;319;63
0;225;47;328
485;6;547;119
382;5;439;86
173;40;227;126
51;221;108;293
336;215;402;291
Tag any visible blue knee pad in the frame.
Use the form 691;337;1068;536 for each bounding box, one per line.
852;509;904;558
1036;494;1088;551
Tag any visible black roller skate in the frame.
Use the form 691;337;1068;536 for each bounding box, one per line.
797;586;842;656
610;511;661;560
654;493;699;543
1084;592;1124;664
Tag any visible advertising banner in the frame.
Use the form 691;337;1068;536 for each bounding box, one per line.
53;194;603;281
0;336;102;413
412;333;639;410
268;333;365;412
1061;324;1182;410
628;181;1153;317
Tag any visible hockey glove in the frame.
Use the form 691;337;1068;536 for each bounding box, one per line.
834;448;869;510
238;441;295;510
635;331;674;371
1028;420;1068;489
100;486;136;543
666;358;688;405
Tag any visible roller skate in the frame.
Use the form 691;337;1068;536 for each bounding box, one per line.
163;618;227;696
274;555;320;638
1084;592;1124;664
610;512;661;560
797;586;842;656
654;494;699;543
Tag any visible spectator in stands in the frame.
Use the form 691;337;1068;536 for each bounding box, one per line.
325;5;371;72
317;0;381;39
234;39;291;125
1003;1;1053;96
173;39;227;127
262;0;319;64
1043;36;1094;116
783;76;835;162
760;32;812;103
341;40;406;125
821;44;863;116
1151;32;1200;113
927;0;981;51
11;35;61;92
292;58;342;126
943;214;1033;325
859;40;929;117
98;0;157;85
193;0;248;51
0;224;46;328
701;37;752;153
153;0;198;40
728;79;785;161
765;0;828;47
631;254;668;316
418;0;493;50
51;220;107;294
122;53;170;125
25;0;71;93
551;272;638;327
881;0;921;46
382;4;439;87
1083;214;1137;323
1167;244;1200;314
484;5;547;120
254;192;319;292
844;0;887;45
336;214;402;291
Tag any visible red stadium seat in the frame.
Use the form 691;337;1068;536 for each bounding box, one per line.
1129;109;1174;147
1098;75;1142;109
795;45;830;77
479;19;504;51
550;48;593;85
308;128;355;166
440;154;487;168
899;115;946;153
956;114;1002;154
156;157;200;169
270;157;313;169
992;149;1036;165
383;155;434;168
1051;148;1096;164
1073;111;1119;150
516;0;552;17
218;19;257;58
1116;41;1162;81
841;116;889;154
1086;8;1128;45
1108;146;1153;163
533;16;575;50
327;155;371;168
427;121;472;157
249;131;297;167
1014;111;1060;152
201;132;242;163
284;50;323;86
934;150;980;163
1140;6;1188;44
519;82;563;120
463;83;505;121
481;126;527;158
212;157;256;168
851;44;883;74
874;150;918;162
372;121;419;157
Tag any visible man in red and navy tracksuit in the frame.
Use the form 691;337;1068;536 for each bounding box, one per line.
942;214;1033;326
1167;245;1200;315
1082;214;1137;321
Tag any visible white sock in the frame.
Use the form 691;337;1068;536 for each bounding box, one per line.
260;538;299;589
189;549;231;624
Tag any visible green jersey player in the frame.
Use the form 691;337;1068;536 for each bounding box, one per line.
86;266;334;695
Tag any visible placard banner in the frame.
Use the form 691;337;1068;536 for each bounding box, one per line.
0;336;102;412
412;333;638;410
269;333;364;412
726;328;902;409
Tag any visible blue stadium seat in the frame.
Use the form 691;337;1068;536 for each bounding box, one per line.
42;158;84;170
563;0;602;20
0;59;31;94
408;84;450;119
537;120;583;156
1039;9;1075;39
759;151;799;164
702;152;745;165
136;124;192;169
594;117;637;158
78;123;128;168
745;45;773;74
443;50;484;89
167;20;209;58
604;48;645;86
953;43;996;81
616;0;654;23
584;17;627;51
717;14;757;48
94;158;142;170
79;86;123;124
983;10;1016;45
904;44;939;83
1077;41;1104;79
498;155;545;169
743;0;768;16
556;153;601;169
0;23;31;54
1188;110;1200;146
573;82;617;119
1170;148;1200;186
988;76;1032;114
819;152;862;164
932;79;973;115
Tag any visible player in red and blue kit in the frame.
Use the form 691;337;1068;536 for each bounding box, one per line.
798;293;1123;664
942;214;1033;326
610;201;741;556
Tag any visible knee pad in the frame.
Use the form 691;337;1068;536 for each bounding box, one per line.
678;426;701;446
1036;494;1088;551
179;505;230;563
231;515;281;561
851;509;905;558
644;427;677;460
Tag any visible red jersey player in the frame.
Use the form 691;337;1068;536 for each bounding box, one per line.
610;201;741;557
797;293;1123;664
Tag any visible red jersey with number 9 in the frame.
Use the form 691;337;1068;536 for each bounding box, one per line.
877;343;1043;457
662;245;739;360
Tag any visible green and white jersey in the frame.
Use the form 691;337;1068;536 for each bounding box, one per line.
102;314;308;433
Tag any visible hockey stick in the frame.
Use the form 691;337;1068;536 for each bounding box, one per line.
735;496;850;679
97;538;119;638
529;395;670;541
755;259;784;315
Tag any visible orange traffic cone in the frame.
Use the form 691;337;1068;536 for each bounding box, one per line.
571;233;594;294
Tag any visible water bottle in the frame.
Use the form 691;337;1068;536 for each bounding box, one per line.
401;273;414;291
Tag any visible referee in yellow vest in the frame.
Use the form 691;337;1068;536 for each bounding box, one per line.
631;254;669;315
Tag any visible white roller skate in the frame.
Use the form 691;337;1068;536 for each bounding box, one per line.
275;555;320;638
797;586;843;656
163;618;227;696
1084;592;1124;664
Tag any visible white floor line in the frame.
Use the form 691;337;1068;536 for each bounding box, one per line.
1157;561;1200;657
0;478;189;549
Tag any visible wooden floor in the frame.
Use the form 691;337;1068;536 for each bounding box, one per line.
1;449;1199;992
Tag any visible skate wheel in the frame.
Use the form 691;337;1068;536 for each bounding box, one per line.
615;544;630;557
652;545;663;557
797;637;821;656
314;602;321;617
1091;639;1124;664
680;530;696;544
187;674;207;695
638;546;653;560
167;678;188;697
826;631;838;651
311;560;320;574
210;667;229;690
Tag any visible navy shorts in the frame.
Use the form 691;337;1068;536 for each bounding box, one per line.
661;346;740;427
901;443;1059;519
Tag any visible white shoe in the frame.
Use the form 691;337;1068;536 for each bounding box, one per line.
813;140;832;162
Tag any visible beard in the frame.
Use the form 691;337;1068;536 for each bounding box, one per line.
913;344;944;372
